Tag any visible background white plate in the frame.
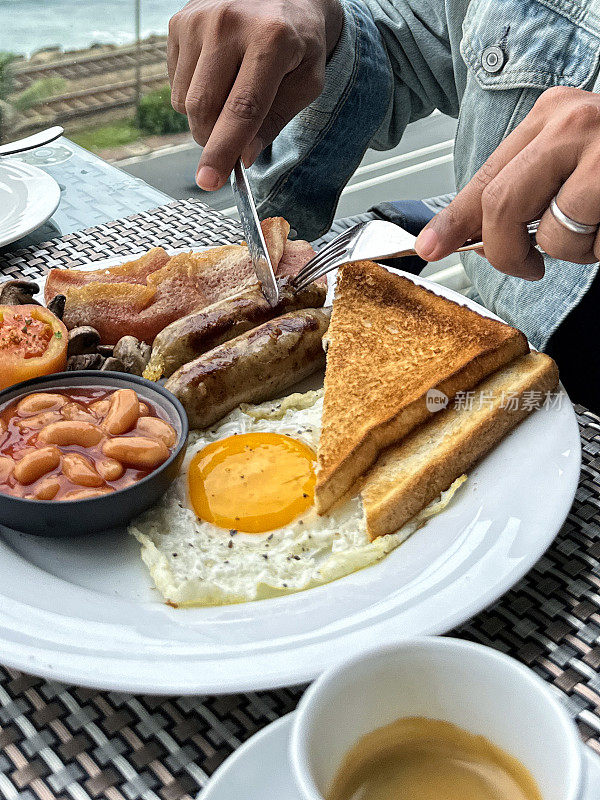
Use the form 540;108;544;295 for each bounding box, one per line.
0;257;581;695
0;159;61;248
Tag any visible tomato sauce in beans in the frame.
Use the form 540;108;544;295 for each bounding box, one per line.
0;387;177;501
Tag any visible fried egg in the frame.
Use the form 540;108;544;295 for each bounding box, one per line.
130;391;465;606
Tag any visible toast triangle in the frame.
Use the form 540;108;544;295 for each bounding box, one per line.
362;351;559;538
315;261;529;513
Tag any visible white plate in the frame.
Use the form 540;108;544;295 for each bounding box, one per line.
0;159;61;248
0;260;581;694
201;713;600;800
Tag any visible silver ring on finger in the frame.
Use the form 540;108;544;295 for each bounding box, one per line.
550;196;599;235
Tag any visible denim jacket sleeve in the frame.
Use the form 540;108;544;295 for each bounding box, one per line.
251;0;460;240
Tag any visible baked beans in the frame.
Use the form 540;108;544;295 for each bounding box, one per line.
0;387;177;501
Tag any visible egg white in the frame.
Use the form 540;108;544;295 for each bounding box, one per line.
129;390;465;607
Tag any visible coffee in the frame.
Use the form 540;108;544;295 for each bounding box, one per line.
326;717;542;800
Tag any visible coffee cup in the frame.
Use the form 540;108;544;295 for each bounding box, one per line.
290;637;591;800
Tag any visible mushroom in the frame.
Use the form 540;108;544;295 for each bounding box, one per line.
101;357;126;372
47;294;66;320
0;279;41;306
67;326;101;357
67;353;105;371
113;336;151;376
97;344;115;357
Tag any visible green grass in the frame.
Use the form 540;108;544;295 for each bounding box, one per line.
70;119;142;152
13;77;68;111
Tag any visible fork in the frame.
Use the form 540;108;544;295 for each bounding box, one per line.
292;218;541;292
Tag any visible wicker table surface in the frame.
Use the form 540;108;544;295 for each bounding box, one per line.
0;198;599;800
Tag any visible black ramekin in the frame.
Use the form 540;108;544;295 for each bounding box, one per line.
0;370;188;537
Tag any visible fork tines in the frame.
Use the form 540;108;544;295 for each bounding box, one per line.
292;225;360;292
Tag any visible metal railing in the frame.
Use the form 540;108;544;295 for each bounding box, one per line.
16;71;168;124
11;39;167;91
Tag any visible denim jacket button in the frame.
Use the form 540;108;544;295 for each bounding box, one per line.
481;45;505;73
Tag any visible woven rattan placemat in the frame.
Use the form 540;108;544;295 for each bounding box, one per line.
0;199;599;800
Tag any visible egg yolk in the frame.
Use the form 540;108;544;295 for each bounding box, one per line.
188;432;316;533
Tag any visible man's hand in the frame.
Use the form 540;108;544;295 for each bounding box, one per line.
415;87;600;279
168;0;343;190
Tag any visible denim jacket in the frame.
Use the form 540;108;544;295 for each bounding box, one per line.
251;0;600;350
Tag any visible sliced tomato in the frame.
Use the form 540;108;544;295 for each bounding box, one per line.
0;305;68;390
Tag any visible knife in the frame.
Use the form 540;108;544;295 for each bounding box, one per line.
231;158;279;306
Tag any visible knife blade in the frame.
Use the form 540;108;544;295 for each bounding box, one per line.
231;158;279;306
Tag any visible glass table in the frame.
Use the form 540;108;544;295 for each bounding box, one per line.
0;137;172;255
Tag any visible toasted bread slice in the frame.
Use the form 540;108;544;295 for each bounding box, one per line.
315;261;529;513
362;351;558;538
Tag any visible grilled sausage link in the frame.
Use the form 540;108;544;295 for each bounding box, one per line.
145;278;326;380
165;307;331;428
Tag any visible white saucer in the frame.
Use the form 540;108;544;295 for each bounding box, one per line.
0;159;61;248
201;713;600;800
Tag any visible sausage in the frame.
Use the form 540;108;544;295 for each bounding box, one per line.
144;278;326;380
165;307;331;428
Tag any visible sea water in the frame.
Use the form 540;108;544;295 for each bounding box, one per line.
1;0;183;57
